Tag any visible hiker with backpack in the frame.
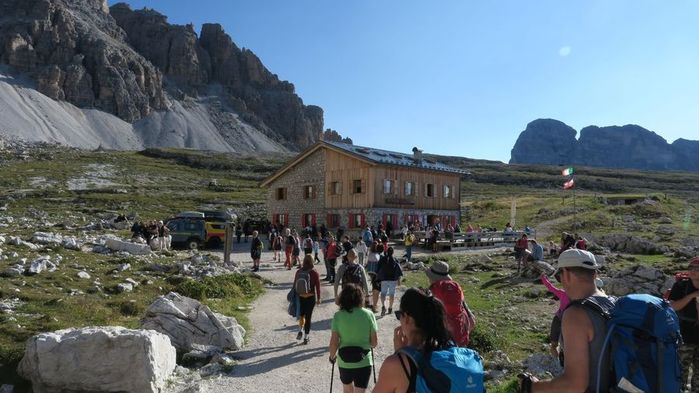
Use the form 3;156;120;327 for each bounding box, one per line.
668;256;699;392
372;288;485;393
250;230;263;272
293;255;321;345
334;249;370;302
377;247;403;316
522;248;683;393
325;235;339;283
303;233;314;256
426;261;475;347
328;283;378;393
521;249;613;392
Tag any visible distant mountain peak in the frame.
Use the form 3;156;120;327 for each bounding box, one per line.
510;118;699;171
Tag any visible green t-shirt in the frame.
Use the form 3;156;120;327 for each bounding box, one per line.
331;307;378;368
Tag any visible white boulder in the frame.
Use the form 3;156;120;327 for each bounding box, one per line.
77;271;91;280
141;292;245;352
17;327;176;393
105;238;151;255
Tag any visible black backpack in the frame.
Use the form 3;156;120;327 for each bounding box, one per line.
342;264;364;288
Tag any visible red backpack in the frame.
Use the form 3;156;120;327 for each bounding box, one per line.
430;280;476;347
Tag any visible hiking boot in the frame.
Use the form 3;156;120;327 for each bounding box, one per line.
296;331;303;340
388;307;393;314
303;337;309;345
381;306;386;316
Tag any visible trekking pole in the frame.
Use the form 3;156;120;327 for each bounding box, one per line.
330;358;335;393
371;348;377;384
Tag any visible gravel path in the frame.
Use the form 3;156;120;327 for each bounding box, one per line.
198;257;398;393
196;245;506;393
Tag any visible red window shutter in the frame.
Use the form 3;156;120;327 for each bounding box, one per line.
360;214;366;227
382;214;387;227
326;214;332;227
311;214;317;226
284;214;289;226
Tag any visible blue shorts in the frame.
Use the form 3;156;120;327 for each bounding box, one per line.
380;280;398;297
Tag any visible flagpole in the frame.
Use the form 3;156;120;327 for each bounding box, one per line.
573;183;578;228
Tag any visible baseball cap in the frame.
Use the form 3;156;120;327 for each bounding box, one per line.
555;249;600;272
689;257;699;268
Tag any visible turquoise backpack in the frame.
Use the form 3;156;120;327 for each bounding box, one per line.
399;345;484;393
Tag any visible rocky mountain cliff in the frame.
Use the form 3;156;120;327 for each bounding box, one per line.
510;119;699;172
0;0;329;152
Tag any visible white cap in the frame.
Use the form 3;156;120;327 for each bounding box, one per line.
556;249;599;271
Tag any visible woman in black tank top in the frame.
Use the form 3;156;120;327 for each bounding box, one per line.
371;288;453;393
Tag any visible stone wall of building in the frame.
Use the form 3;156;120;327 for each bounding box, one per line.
266;149;325;230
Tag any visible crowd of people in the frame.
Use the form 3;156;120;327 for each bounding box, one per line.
254;221;699;392
129;220;170;251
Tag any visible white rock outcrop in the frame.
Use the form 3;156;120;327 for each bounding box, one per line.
141;292;245;352
105;238;152;255
18;327;176;393
602;265;674;297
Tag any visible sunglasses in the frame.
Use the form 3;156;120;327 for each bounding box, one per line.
554;270;562;283
394;310;404;321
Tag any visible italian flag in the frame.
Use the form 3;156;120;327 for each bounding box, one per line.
563;178;575;190
562;167;574;176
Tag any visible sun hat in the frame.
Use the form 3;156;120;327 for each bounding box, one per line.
425;260;452;281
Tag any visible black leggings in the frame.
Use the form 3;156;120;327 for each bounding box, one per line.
299;296;316;334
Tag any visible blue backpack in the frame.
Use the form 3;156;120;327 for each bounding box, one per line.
576;294;682;393
399;345;484;393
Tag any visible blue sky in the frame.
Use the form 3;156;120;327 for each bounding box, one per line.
114;1;699;162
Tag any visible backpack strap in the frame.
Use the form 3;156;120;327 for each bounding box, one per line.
397;352;417;393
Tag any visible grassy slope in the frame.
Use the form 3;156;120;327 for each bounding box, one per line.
1;147;698;389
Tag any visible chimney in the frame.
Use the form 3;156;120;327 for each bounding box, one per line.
412;147;423;161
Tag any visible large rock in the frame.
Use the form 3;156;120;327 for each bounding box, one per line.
509;119;699;172
602;265;673;297
17;326;176;393
141;292;245;352
591;234;670;255
105;238;152;255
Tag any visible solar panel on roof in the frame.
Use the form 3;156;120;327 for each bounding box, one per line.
389;153;403;159
374;152;387;157
355;148;370;154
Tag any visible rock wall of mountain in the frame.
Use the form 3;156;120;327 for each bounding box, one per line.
510;119;699;172
0;0;327;151
109;3;323;150
0;0;166;122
